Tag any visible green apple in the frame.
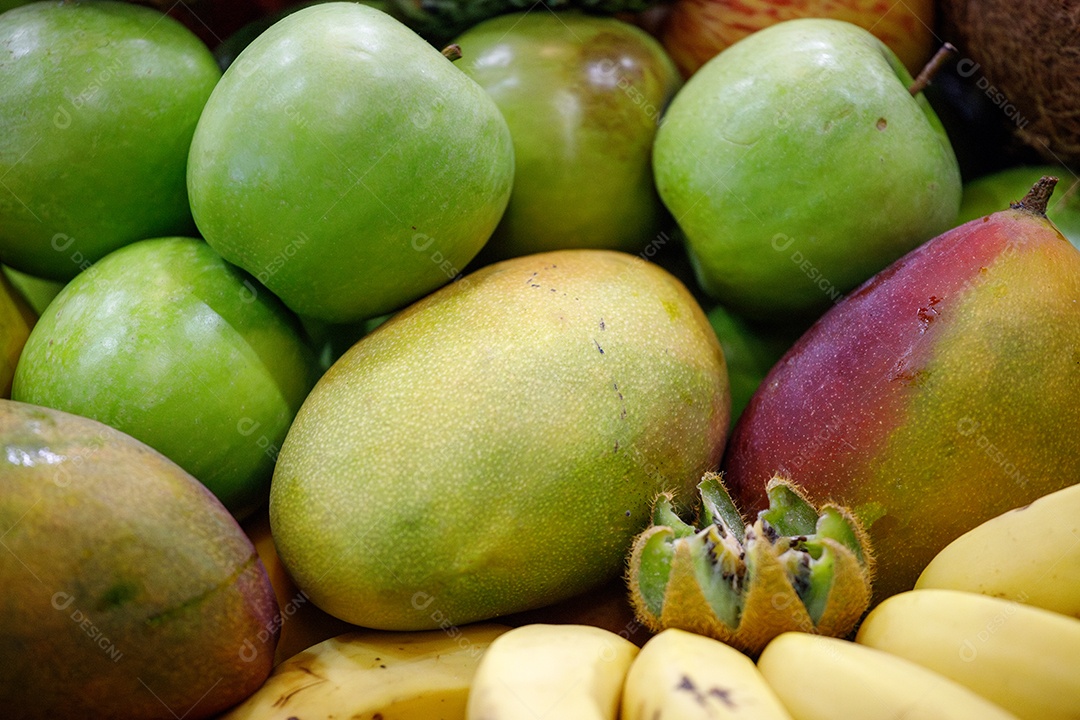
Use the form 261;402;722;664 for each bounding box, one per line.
12;238;319;519
654;18;961;321
0;1;220;281
188;2;514;323
212;1;390;71
958;166;1080;249
455;11;681;260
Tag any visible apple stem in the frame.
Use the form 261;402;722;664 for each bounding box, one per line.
1011;176;1058;217
908;43;957;96
441;44;463;62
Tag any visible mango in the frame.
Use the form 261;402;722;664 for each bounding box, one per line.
242;510;356;665
0;400;278;719
723;178;1080;600
271;249;730;629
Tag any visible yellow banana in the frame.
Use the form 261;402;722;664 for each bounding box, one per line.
465;623;638;720
855;589;1080;720
622;628;792;720
757;631;1018;720
915;482;1080;618
220;623;509;720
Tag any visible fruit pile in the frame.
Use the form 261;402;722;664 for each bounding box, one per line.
1;0;1078;718
226;485;1080;719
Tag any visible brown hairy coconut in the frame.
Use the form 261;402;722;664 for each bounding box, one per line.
942;0;1080;167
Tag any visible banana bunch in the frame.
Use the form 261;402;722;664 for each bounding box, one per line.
468;623;795;720
757;632;1019;719
466;624;639;719
219;623;508;719
915;482;1080;618
623;628;792;720
855;589;1080;720
742;483;1080;719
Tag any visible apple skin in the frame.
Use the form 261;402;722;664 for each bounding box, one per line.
12;238;320;519
0;0;32;12
654;18;961;321
454;11;681;259
0;1;220;281
188;2;514;324
723;200;1080;600
661;0;935;78
958;166;1080;249
212;1;390;71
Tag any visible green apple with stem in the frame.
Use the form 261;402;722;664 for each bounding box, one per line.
0;1;220;280
654;18;961;321
188;2;514;324
454;11;682;260
12;238;320;519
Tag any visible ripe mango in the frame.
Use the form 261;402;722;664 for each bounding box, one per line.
271;249;730;629
0;400;278;719
723;179;1080;599
242;510;356;665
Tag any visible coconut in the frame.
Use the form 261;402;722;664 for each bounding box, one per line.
942;0;1080;167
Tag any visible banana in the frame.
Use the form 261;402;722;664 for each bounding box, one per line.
915;482;1080;619
757;631;1019;720
220;623;509;720
855;589;1080;720
465;623;638;720
622;628;792;720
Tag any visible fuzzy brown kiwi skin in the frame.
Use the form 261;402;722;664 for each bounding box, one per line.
626;474;874;656
0;400;278;720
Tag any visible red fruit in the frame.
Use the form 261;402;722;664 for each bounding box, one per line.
722;178;1080;600
662;0;935;78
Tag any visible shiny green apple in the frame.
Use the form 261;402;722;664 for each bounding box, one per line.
654;18;961;321
188;2;514;323
0;1;220;280
12;238;319;518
